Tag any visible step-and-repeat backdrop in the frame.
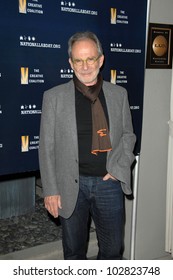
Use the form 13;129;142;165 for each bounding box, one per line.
0;0;148;175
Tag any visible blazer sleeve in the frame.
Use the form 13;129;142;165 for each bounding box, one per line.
39;91;59;197
121;88;136;166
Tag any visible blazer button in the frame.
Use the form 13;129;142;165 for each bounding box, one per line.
75;179;78;183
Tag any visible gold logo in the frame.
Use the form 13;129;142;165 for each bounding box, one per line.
111;8;117;24
152;35;168;57
110;70;117;84
21;67;29;84
97;129;107;137
19;0;27;14
21;136;29;152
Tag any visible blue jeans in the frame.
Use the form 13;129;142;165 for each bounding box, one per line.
60;175;125;260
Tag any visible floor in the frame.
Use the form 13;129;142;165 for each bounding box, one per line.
0;194;62;256
0;183;172;260
0;230;172;260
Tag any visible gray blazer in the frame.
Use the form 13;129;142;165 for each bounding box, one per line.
39;80;136;218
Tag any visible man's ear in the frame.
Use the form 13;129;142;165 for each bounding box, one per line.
69;58;74;70
99;55;104;68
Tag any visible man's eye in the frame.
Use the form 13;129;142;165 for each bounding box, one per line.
74;59;82;64
87;58;94;62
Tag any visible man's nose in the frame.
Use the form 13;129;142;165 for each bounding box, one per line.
82;61;89;69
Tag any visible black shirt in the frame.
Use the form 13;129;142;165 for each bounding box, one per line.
75;87;109;176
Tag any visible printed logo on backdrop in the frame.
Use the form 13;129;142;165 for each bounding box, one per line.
0;143;3;149
21;135;39;152
130;105;140;110
21;67;44;84
110;70;128;85
60;1;98;16
21;104;41;115
110;70;117;84
21;67;28;84
111;8;117;24
19;0;43;15
60;69;73;79
19;0;26;13
110;8;128;25
19;35;61;49
21;135;29;152
110;42;142;54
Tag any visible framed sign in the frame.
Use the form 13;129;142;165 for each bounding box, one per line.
146;23;173;69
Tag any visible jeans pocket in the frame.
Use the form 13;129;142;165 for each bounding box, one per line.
108;177;118;182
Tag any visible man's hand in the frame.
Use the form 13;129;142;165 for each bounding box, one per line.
103;173;117;181
44;195;62;218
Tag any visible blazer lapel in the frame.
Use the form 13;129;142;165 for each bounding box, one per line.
103;83;113;142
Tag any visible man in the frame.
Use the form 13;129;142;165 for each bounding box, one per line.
39;31;136;260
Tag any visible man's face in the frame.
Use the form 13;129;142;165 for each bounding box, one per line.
69;39;104;86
